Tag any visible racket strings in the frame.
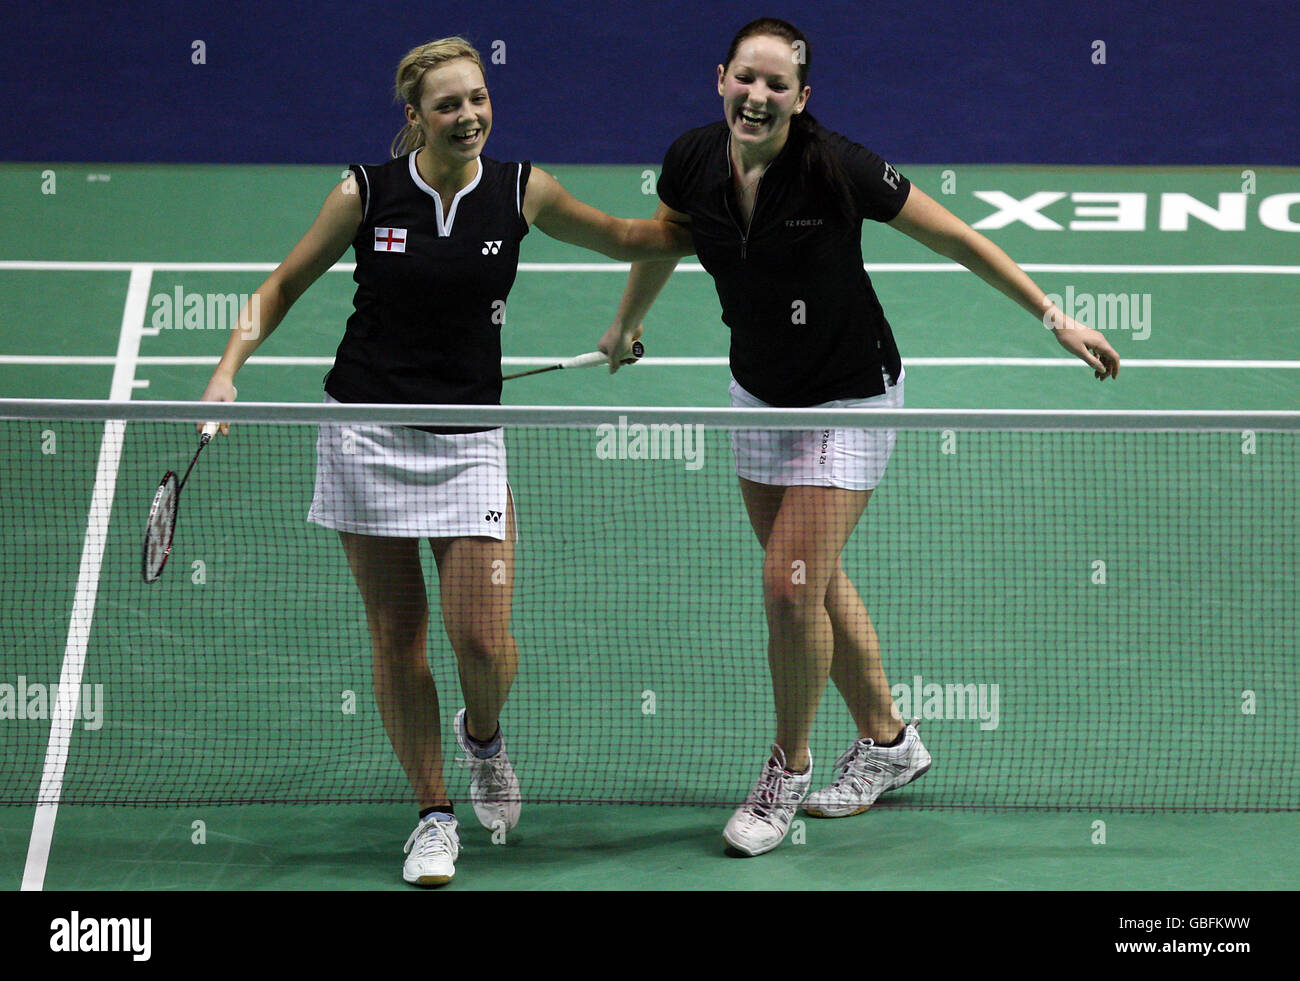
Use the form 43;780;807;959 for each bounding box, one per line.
142;474;179;582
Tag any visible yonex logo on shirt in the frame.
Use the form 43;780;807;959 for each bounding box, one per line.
481;240;502;255
374;227;407;252
484;510;503;522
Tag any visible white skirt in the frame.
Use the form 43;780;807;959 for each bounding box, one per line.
728;369;905;491
307;401;511;540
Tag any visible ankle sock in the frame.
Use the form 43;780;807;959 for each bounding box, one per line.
875;727;907;749
466;725;502;759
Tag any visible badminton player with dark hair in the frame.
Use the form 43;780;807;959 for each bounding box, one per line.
201;37;693;885
599;18;1119;856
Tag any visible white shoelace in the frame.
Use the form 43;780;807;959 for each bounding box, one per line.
829;740;888;797
458;750;512;791
831;721;921;797
747;759;790;821
404;818;455;859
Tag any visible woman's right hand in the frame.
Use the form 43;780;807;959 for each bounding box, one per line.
598;322;643;373
199;372;237;436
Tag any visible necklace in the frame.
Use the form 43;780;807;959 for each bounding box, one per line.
729;138;771;194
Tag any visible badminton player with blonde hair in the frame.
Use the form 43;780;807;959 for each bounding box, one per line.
201;37;693;885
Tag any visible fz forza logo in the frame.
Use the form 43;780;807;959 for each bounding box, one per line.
484;510;503;522
481;241;502;255
882;163;900;190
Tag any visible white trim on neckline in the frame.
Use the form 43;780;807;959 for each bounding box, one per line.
408;151;483;237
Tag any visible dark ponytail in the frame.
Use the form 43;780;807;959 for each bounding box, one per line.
724;18;858;222
790;110;858;223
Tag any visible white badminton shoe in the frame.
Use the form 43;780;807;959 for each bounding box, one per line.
803;722;931;818
722;744;814;856
402;814;460;886
454;708;522;832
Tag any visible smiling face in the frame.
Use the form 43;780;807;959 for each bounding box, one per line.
405;57;492;165
717;34;810;154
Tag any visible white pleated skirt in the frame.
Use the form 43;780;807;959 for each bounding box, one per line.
307;399;510;540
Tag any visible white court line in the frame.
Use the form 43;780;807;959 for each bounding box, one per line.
0;260;1299;274
4;354;1300;369
20;267;151;892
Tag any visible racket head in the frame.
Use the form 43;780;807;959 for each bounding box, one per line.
142;471;179;583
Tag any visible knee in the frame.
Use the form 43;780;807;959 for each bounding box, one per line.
762;557;825;624
366;602;427;662
448;625;513;665
370;632;430;696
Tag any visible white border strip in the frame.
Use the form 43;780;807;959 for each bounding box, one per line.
20;267;150;891
3;399;1297;432
0;260;1297;274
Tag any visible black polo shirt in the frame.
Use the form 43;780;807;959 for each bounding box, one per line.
657;120;910;406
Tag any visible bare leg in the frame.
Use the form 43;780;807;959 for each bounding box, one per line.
738;479;870;772
430;493;518;743
338;532;446;810
739;479;901;759
825;564;904;742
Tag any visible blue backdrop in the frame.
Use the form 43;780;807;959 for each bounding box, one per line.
3;0;1293;165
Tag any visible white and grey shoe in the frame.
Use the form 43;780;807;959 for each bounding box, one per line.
722;744;814;857
402;814;460;886
804;721;931;818
454;708;522;832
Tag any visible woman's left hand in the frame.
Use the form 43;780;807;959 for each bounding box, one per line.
1048;313;1121;380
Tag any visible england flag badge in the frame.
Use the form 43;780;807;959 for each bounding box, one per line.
374;227;407;252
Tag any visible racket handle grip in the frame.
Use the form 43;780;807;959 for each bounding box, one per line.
200;421;220;440
559;351;608;370
560;342;646;370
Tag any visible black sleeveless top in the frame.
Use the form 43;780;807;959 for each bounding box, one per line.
325;150;532;406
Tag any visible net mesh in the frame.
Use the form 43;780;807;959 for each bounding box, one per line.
1;402;1296;810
